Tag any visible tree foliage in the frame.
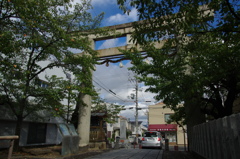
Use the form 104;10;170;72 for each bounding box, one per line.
91;95;124;124
0;0;104;147
117;0;240;119
166;106;186;128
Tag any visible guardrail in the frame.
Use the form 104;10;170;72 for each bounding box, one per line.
0;136;19;159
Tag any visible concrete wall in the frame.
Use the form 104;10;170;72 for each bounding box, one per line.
190;113;240;159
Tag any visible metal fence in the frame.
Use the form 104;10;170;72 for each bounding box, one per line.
190;113;240;159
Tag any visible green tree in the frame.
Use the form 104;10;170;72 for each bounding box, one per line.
91;95;124;124
0;0;104;149
166;106;187;150
44;74;79;123
117;0;240;121
166;106;186;131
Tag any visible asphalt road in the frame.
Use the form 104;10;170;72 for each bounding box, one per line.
85;148;163;159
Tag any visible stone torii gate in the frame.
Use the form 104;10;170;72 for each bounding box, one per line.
77;21;164;148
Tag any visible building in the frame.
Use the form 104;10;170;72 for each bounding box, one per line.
106;116;148;140
148;102;187;146
128;121;147;138
90;112;107;142
0;60;76;148
106;116;131;140
0;106;66;148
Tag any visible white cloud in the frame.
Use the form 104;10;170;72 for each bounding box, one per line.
94;61;156;105
93;61;156;124
98;39;118;50
97;38;126;50
68;48;83;54
120;104;149;125
127;8;138;21
106;8;138;25
91;0;115;6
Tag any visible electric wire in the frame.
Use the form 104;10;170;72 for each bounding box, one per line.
92;78;126;103
93;74;111;91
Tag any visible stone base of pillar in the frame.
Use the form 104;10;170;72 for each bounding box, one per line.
88;142;106;150
79;145;89;152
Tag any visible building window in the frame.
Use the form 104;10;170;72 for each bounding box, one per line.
115;117;118;122
39;81;48;88
164;114;173;123
35;78;49;88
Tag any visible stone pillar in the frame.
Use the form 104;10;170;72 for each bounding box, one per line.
126;34;134;49
78;94;91;148
77;38;95;148
120;119;126;139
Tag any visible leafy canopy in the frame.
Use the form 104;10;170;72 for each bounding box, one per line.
117;0;240;119
0;0;104;125
91;95;124;124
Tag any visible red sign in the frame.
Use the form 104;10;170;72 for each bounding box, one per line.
148;124;177;131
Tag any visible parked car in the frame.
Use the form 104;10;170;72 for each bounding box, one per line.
128;136;135;144
141;131;163;149
128;136;143;144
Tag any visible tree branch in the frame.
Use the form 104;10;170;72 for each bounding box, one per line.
225;0;240;21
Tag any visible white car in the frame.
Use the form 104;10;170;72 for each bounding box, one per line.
141;131;163;149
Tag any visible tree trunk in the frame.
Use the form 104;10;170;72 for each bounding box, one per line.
184;95;206;152
223;74;237;116
71;104;79;129
71;92;84;129
14;116;23;151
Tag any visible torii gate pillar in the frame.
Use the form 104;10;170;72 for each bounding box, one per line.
77;39;95;149
78;94;92;148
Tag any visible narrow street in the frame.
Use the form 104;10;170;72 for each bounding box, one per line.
85;148;163;159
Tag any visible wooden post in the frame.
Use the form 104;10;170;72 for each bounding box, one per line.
0;136;19;159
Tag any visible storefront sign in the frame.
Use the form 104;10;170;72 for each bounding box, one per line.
148;128;177;131
148;124;177;131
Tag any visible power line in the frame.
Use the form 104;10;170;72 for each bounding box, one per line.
92;78;126;102
93;74;111;91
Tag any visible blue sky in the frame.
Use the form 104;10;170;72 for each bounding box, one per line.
91;0;137;50
91;0;138;27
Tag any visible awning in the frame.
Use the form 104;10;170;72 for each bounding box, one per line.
148;124;177;131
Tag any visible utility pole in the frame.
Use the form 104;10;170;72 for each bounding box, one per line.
128;74;139;144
